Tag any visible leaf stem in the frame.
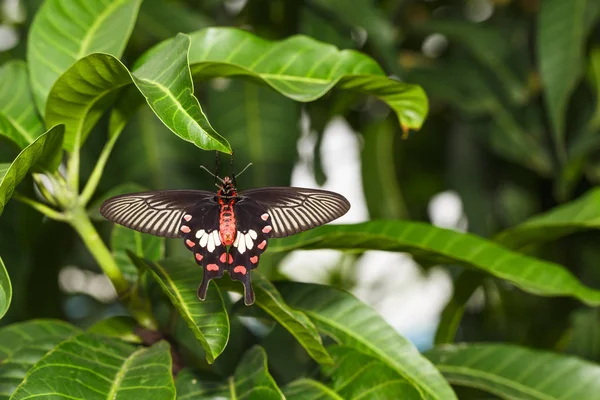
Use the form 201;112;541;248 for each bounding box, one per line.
67;136;81;194
69;207;130;295
80;133;120;206
13;193;67;221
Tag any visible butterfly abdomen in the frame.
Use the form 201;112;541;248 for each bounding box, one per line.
219;203;237;245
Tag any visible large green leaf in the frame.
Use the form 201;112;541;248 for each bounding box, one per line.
112;224;164;282
0;61;43;148
538;0;587;156
130;256;229;363
139;27;428;133
10;335;175;400
175;346;284;399
27;0;142;113
46;34;231;153
277;282;457;400
270;222;600;306
0;125;64;216
283;379;343;400
321;345;422;399
0;257;9;321
132;33;230;153
0;320;80;399
427;344;600;399
218;272;333;365
87;316;142;344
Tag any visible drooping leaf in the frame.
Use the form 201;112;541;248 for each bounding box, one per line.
139;27;428;133
112;224;164;282
175;346;284;399
10;335;175;400
277;282;457;400
0;61;43;148
270;222;600;306
132;33;231;153
27;0;142;113
0;125;64;216
435;271;483;345
87;316;142;344
218;272;333;365
130;256;229;363
321;346;423;399
538;0;587;157
0;319;80;399
427;344;600;400
283;379;343;400
0;257;9;321
494;187;600;250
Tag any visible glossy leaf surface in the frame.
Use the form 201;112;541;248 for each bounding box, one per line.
0;61;43;148
112;224;164;283
0;320;80;399
427;344;600;399
277;282;456;400
10;335;175;400
270;222;600;306
27;0;142;112
131;256;229;363
0;257;9;321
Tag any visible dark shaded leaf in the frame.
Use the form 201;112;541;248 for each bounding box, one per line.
0;257;9;321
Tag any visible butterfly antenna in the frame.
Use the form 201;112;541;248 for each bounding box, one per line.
236;163;253;178
231;151;237;187
199;165;224;183
214;151;221;186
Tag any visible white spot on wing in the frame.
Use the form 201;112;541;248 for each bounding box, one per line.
245;233;253;250
196;229;205;239
213;231;221;246
238;234;246;254
199;232;208;247
248;229;257;239
207;233;215;252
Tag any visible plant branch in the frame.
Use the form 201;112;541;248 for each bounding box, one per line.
67;135;81;194
80;133;120;206
13;193;67;221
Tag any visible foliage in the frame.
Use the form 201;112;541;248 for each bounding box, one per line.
0;0;599;399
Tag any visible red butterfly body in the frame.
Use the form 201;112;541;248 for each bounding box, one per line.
100;176;350;305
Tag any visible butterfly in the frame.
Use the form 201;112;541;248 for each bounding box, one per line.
99;174;350;305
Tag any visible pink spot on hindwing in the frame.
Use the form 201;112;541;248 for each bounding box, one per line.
250;256;258;264
207;264;219;271
262;226;272;234
257;240;267;250
184;214;192;221
195;253;203;262
180;225;191;233
186;239;195;247
219;253;227;263
234;265;247;275
261;213;269;221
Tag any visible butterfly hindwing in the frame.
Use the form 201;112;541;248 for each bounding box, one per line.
178;199;229;300
229;198;273;305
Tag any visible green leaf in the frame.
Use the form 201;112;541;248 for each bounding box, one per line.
435;271;483;345
427;344;600;400
0;319;80;399
175;346;284;399
283;379;343;400
277;282;457;400
112;225;164;282
270;222;600;306
494;187;600;250
0;61;43;148
45;54;132;152
0;125;64;216
321;345;423;399
130;256;229;363
132;33;231;153
218;272;333;365
140;27;428;133
0;257;9;321
10;334;175;400
27;0;142;113
538;0;587;156
87;316;142;344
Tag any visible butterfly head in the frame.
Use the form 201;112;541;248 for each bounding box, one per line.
218;176;237;198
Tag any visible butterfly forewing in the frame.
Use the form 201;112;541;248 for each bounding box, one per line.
239;187;350;238
99;190;213;238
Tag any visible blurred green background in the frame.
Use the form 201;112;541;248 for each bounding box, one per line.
1;0;600;364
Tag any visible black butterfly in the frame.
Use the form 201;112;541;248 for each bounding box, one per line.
100;175;350;305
